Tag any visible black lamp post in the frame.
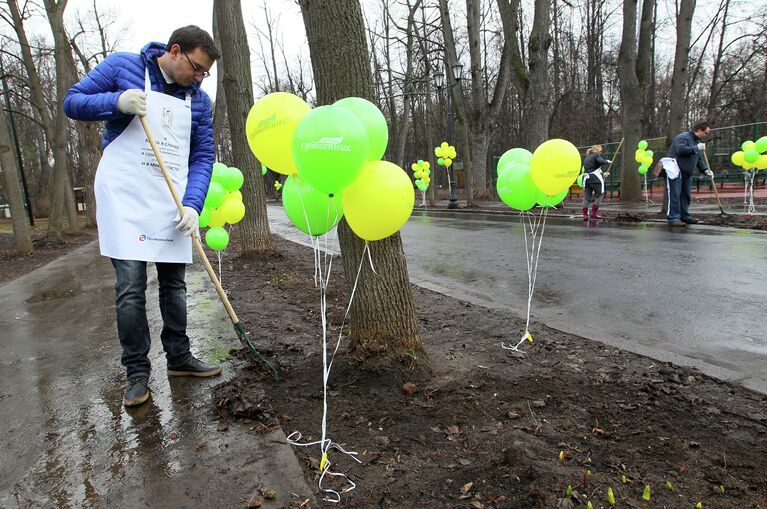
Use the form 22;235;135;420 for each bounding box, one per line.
433;62;463;209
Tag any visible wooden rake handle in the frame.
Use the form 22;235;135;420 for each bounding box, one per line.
139;116;240;325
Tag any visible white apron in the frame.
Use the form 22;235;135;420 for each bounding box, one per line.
94;68;193;263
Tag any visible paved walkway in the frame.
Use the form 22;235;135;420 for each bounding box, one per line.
0;241;316;508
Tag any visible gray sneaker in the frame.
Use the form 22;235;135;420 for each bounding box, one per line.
167;357;222;378
124;377;150;407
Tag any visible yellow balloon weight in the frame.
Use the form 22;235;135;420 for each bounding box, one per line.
530;139;582;195
246;92;310;175
209;208;226;227
342;160;414;241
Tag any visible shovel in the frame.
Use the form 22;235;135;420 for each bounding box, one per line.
139;117;280;380
702;148;728;217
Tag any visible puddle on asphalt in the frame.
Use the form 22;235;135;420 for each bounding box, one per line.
25;273;83;303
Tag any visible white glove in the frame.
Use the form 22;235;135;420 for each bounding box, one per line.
117;89;147;116
174;206;199;237
606;159;612;164
697;142;706;151
705;169;713;177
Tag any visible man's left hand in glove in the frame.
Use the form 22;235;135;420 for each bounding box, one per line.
174;206;199;237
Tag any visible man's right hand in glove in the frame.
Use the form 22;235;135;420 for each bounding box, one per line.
117;89;147;116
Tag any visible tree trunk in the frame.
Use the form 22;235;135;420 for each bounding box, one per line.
214;0;273;254
618;0;643;203
0;103;34;253
637;0;657;136
212;10;232;164
74;121;101;227
43;0;80;238
298;0;424;368
666;0;697;144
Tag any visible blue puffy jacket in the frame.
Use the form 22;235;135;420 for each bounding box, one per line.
63;42;214;213
668;131;708;177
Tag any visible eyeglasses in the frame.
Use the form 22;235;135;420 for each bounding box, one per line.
182;51;210;79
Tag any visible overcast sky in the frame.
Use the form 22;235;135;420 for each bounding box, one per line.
52;0;307;99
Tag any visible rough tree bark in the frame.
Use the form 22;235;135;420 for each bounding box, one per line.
508;0;552;151
211;6;232;164
298;0;425;370
636;0;657;137
214;0;273;253
0;101;33;253
617;0;642;203
666;0;697;144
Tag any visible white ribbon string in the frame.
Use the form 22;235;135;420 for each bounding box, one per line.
747;170;757;215
286;189;361;502
502;207;547;352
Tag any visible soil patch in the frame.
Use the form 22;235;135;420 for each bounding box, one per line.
0;224;98;286
214;235;766;508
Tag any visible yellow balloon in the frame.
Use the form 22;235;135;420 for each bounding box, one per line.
246;92;310;176
423;161;430;169
756;155;767;171
229;190;243;202
530;139;582;195
444;158;453;167
441;141;449;150
209;208;226;227
342;160;414;241
220;197;246;224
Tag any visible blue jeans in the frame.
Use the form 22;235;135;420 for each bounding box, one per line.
666;173;693;222
111;259;192;379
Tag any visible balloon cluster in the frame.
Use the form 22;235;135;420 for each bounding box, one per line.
411;160;431;192
731;137;767;170
634;140;654;175
495;140;580;211
200;162;246;251
274;181;283;191
246;92;413;241
435;142;457;167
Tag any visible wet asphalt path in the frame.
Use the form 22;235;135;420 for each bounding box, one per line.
0;241;314;508
268;205;767;394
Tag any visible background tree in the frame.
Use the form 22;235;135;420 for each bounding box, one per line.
617;0;642;202
297;0;425;370
214;0;273;253
0;96;33;253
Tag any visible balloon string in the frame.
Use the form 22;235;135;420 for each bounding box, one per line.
502;207;547;352
286;186;360;503
747;170;756;215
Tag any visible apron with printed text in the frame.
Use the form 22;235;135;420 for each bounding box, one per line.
94;67;193;263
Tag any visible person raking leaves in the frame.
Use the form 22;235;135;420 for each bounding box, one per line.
63;26;222;407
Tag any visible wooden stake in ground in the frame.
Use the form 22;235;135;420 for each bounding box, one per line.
139;116;279;378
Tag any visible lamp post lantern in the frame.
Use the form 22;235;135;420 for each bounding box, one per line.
434;62;463;209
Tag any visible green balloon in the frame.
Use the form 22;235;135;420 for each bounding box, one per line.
204;182;227;209
536;189;567;207
497;148;533;177
212;162;227;182
755;136;767;154
292;105;369;194
437;157;445;166
496;163;538;211
199;207;212;228
220;166;244;192
645;150;654;159
742;140;755;152
261;166;267;176
205;226;229;251
744;149;760;163
638;165;648;174
577;174;584;187
333;97;388;161
638;140;648;150
282;174;344;236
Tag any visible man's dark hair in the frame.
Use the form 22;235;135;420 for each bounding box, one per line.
167;25;220;61
691;121;711;132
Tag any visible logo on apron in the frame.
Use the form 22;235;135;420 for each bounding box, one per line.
161;107;173;130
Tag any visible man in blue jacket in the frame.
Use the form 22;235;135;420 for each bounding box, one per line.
64;26;222;407
666;121;713;226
